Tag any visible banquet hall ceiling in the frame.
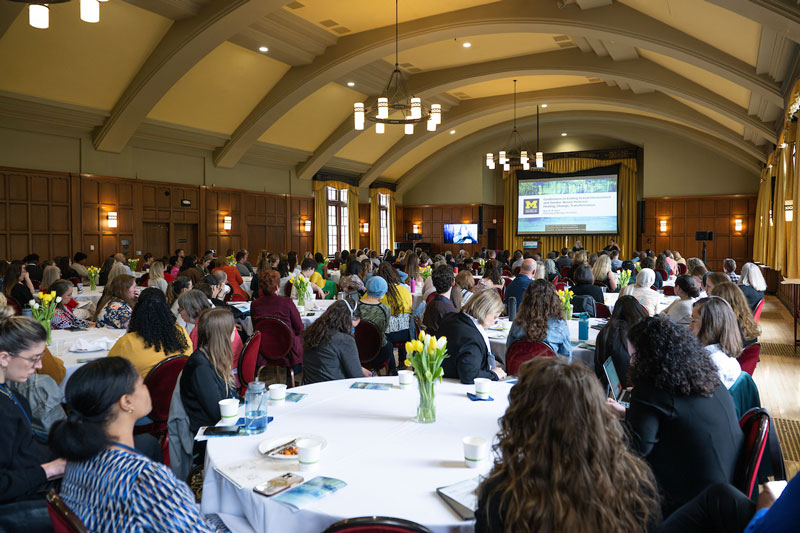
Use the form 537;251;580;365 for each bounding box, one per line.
0;0;797;189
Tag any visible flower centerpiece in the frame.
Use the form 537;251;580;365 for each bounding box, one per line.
87;266;100;291
127;258;139;272
478;258;486;274
289;274;311;310
634;261;642;272
557;288;574;321
226;254;236;267
29;291;60;345
617;269;632;290
420;265;432;283
404;332;449;423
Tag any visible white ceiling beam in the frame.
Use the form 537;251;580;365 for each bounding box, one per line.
706;0;800;44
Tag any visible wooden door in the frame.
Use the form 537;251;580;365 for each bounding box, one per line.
143;223;169;258
248;224;267;254
174;223;198;256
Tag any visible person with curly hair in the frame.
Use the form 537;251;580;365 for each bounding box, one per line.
594;294;647;389
710;281;761;348
477;358;661;533
505;279;572;359
688;297;742;389
301;300;370;385
607;315;743;516
107;288;192;377
478;259;503;290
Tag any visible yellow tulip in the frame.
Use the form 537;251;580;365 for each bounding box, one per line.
404;359;411;367
414;340;424;353
418;331;425;342
405;341;412;354
38;291;43;299
50;291;55;298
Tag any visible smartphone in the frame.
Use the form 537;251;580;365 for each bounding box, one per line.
253;473;304;497
203;425;243;436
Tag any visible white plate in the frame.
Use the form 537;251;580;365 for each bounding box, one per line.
258;433;327;460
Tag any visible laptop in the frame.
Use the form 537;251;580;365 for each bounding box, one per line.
602;357;631;407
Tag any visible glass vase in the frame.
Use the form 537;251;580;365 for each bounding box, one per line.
41;320;51;345
297;288;307;309
90;278;97;291
416;379;436;423
564;306;573;321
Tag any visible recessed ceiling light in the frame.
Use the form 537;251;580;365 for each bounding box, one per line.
450;130;456;134
462;42;471;48
561;132;567;136
541;104;548;108
258;46;269;53
347;82;355;87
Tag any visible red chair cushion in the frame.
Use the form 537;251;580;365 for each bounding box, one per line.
238;331;262;393
739;343;760;376
354;321;383;367
736;410;770;498
47;490;87;533
595;303;612;319
662;286;675;296
506;340;555;376
143;355;188;425
753;299;765;323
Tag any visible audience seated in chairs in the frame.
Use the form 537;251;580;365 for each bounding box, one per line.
93;274;136;329
147;261;169;294
357;276;396;374
660;275;700;327
292;258;326;301
620;268;659;316
421;265;459;337
50;280;92;330
2;263;35;311
689;297;743;389
506;279;572;361
710;282;761;349
177;289;211;338
594;295;648;389
302;300;370;385
251;270;304;371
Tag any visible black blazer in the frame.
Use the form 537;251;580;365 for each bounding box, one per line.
594;320;631;388
180;349;237;436
439;312;498;384
626;381;743;516
572;282;604;303
738;284;764;312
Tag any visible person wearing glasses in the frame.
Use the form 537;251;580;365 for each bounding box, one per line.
0;309;66;531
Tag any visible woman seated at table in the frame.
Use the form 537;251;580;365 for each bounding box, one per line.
543;258;559;282
50;280;92;329
56;256;79;282
607;316;742;516
592;254;617;292
738;262;767;311
178;256;204;286
455;270;476;307
211;262;247;301
302;300;370;385
107;288;192;378
338;259;365;296
94;274;136;329
404;252;423;287
571;264;604;304
0;313;65;531
40;265;61;292
594;295;647;389
620;260;637;284
655;253;672;278
251;270;303;369
710;281;761;348
376;262;414;364
568;250;587;281
180;308;239;445
702;271;729;295
50;358;220;532
106;263;127;287
1;264;35;310
640;257;663;290
168;276;193;321
476;358;660;533
660;275;699;327
357;277;396;372
689;264;708;295
439;289;507;384
97;256;115;287
506;280;572;360
176;289;211;337
620;268;659;316
688;297;742;389
147;261;168;294
167;255;182;278
478;259;503;290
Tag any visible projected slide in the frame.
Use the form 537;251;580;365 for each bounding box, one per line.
516;165;619;235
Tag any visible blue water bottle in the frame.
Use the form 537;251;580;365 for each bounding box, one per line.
508;296;517;322
245;379;267;435
578;312;589;342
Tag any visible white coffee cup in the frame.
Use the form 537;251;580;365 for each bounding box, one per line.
296;438;322;471
218;398;239;426
463;436;488;468
473;378;491;399
269;383;287;402
398;370;414;388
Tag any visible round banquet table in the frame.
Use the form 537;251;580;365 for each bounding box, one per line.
49;327;127;398
73;286;104;306
202;376;511;533
236;298;337;334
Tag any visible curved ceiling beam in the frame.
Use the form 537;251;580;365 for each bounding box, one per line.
298;48;774;182
92;0;290;153
215;0;780;168
396;111;763;195
359;83;766;187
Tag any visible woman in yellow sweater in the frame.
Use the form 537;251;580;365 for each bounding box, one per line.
107;288;192;378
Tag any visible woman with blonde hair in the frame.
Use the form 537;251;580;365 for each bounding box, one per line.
710;281;761;348
673;251;686;265
592;254;617;292
477;358;660;533
94;274;136;329
738;262;766;311
40;265;61;292
147;261;167;294
455;270;476;306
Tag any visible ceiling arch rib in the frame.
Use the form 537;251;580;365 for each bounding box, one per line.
92;0;290;153
213;0;781;168
396;111;763;195
357;84;766;188
296;48;774;182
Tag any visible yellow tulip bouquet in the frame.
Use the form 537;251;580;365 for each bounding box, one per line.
557;288;574;320
87;265;100;291
29;291;60;345
127;258;139;272
420;265;432;283
289;274;311;308
618;269;633;290
226;254;236;267
404;332;449;423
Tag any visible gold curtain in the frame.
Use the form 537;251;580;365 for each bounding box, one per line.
313;180;359;255
770;145;791;272
788;125;800;278
753;168;771;264
347;185;359;251
369;187;396;252
503;157;637;257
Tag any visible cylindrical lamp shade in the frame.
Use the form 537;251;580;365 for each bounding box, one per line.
426;118;435;131
535;151;544;168
377;98;389;119
375;122;385;134
410;98;421;119
431;104;441;125
29;4;49;29
404;123;414;135
353;103;365;130
80;0;100;23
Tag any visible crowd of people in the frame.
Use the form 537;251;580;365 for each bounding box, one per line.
0;242;792;532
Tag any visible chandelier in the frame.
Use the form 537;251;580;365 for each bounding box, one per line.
12;0;109;30
486;80;545;171
353;0;441;135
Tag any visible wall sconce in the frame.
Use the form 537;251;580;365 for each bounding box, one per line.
659;220;667;233
786;200;793;222
412;224;420;233
107;211;118;229
302;219;311;232
734;218;743;232
223;216;232;231
361;222;369;233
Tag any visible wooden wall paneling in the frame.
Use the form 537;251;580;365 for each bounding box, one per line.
358;202;369;250
398;204;505;255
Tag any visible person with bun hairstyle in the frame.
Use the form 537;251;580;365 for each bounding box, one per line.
660;275;700;327
50;357;220;532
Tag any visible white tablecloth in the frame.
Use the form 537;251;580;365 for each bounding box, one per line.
237;299;337;334
202;377;510;533
50;328;127;396
74;287;104;306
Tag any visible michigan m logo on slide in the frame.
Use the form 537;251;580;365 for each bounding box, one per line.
523;199;539;215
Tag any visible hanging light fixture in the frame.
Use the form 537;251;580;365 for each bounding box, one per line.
80;0;99;23
12;0;105;29
28;3;49;28
486;80;545;171
353;0;439;135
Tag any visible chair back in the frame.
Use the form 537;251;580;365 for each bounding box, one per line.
46;490;89;533
231;293;248;302
678;263;687;274
513;266;521;276
572;294;596;318
324;516;432;533
238;331;262;394
729;371;761;419
551;274;559;285
283;281;293;297
502;266;513;276
506;340;555;376
137;273;149;286
735;408;770;499
354;321;382;366
739;342;760;376
592;281;606;288
143;355;189;425
554;282;569;291
753;299;765;323
655;269;669;281
595;302;612;318
662;286;675;296
559;266;571;279
5;296;21;315
255;317;293;363
471;264;481;275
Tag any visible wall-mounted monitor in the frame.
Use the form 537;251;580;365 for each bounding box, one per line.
444;223;478;244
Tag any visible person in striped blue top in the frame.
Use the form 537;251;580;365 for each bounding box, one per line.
49;357;225;532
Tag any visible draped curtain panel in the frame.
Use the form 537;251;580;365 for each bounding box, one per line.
770;145;791;272
788;124;800;278
753;168;770;264
369;188;396;252
503;157;637;257
347;185;360;251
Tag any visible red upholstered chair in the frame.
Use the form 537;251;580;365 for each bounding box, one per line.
324;516;432;533
513;266;521;276
471;263;482;275
736;409;770;498
283;281;293;297
655;269;669;282
354;321;384;371
426;292;436;304
47;490;88;533
5;296;21;315
593;281;607;288
506;340;555;376
237;331;262;395
560;266;571;279
678;263;687;274
231;293;248;302
255;318;296;387
32;280;40;290
595;302;612;318
69;277;81;287
554;282;568;291
502;266;513;276
137;273;149;287
551;275;559;285
753;299;765;323
739;343;760;376
662;286;675;296
135;355;188;464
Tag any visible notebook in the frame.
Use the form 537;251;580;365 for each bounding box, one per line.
436;477;481;520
